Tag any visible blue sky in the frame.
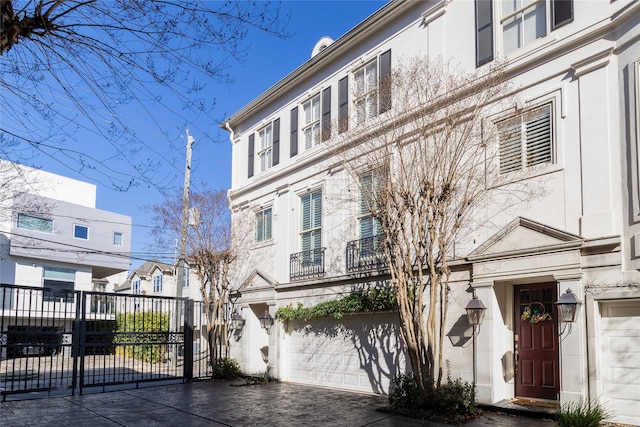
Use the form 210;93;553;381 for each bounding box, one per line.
11;1;388;269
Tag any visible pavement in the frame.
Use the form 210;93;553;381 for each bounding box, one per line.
0;381;558;427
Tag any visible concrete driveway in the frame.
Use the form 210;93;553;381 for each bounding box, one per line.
0;381;556;426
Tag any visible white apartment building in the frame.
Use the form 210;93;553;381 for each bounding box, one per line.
223;2;640;425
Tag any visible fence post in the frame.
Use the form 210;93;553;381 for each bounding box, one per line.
72;291;84;395
183;299;194;381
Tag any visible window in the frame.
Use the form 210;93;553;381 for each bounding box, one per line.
498;104;552;175
258;124;273;172
501;0;573;55
73;224;89;239
303;95;321;149
153;275;163;293
17;213;53;233
248;119;280;177
183;267;190;288
359;171;384;258
501;0;546;54
43;267;75;303
113;232;123;246
133;280;141;295
255;207;273;243
300;191;322;261
353;50;392;125
354;61;378;125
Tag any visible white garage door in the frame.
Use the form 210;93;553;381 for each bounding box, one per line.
599;300;640;425
284;312;406;394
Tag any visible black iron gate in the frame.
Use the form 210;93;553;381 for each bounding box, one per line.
0;284;210;401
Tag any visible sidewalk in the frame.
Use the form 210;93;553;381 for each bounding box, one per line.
0;381;557;427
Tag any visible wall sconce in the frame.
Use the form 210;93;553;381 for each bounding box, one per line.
555;288;582;323
259;309;274;331
230;310;245;330
465;292;487;326
229;290;242;304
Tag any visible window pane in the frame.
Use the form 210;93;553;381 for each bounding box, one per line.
74;225;89;239
503;16;521;54
17;213;53;233
523;3;546;45
113;232;123;246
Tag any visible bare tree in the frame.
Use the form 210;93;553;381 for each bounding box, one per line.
149;187;248;366
330;57;516;399
1;0;287;190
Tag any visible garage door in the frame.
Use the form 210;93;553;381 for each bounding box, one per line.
284;312;406;394
599;300;640;425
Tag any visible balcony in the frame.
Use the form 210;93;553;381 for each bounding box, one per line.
290;248;326;280
346;235;387;272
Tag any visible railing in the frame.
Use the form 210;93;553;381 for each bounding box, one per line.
346;234;388;272
290;248;326;280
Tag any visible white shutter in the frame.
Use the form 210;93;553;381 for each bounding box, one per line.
499;118;522;174
526;105;551;166
264;208;272;240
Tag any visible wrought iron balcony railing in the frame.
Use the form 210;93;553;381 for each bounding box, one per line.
346;234;388;272
290;247;326;280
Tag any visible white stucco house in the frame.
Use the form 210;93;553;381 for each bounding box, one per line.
222;1;640;425
0;159;132;294
0;160;132;358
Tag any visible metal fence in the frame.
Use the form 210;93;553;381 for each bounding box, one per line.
0;284;212;401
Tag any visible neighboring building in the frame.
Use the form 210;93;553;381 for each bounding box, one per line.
115;259;202;302
0;160;132;358
223;1;640;425
0;159;131;295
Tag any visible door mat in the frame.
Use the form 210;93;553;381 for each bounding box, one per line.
511;398;559;409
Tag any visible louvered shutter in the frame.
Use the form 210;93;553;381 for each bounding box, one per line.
338;76;349;133
255;211;263;242
499;118;522;174
379;49;391;114
248;134;255;178
264;208;272;240
272;118;280;166
290;107;298;157
321;87;331;141
525;106;551;167
475;0;493;67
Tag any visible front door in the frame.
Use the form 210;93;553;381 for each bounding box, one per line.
514;283;559;400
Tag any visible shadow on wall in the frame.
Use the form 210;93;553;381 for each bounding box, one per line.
283;281;407;395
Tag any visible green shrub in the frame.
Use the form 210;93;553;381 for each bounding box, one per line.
556;399;610;427
388;372;478;425
389;372;423;409
275;288;397;322
115;311;169;364
430;378;476;424
211;358;242;380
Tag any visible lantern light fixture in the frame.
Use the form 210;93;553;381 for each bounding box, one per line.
555;288;582;323
465;292;487;326
259;309;274;331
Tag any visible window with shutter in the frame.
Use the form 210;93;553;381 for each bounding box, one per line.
358;171;384;258
498;104;552;175
258;123;273;172
354;60;379;125
300;191;322;262
255;207;272;243
303;95;321;149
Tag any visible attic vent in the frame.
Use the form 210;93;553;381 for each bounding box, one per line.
311;36;334;58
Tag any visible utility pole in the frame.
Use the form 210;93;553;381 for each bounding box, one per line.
173;129;194;369
176;129;194;299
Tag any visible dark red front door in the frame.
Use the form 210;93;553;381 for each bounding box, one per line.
514;283;559;400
